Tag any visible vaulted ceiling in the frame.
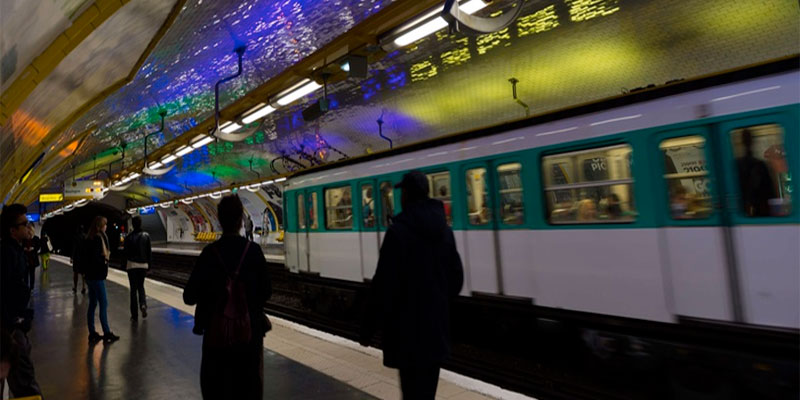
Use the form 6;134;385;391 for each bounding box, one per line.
2;0;798;208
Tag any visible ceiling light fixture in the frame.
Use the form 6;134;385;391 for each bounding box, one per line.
275;177;287;183
220;121;241;133
241;103;276;124
175;146;194;157
161;154;177;164
276;79;322;106
148;161;163;169
191;134;215;149
391;0;487;47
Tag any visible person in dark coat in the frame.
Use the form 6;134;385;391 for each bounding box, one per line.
0;204;42;397
736;128;777;217
82;216;119;344
71;225;87;294
23;235;40;291
184;195;272;400
124;216;151;322
360;170;464;400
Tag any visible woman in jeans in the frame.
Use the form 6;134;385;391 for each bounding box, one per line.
83;216;119;344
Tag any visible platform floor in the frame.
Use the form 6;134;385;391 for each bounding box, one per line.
31;257;510;400
21;260;374;399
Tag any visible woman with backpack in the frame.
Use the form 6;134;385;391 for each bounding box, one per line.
83;216;119;344
184;195;272;399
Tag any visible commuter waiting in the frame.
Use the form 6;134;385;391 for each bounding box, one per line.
0;204;42;397
184;195;272;399
71;225;87;294
82;216;119;344
124;216;151;322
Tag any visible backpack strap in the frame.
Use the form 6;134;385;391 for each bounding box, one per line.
211;241;251;279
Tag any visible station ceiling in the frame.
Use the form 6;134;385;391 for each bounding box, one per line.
2;0;798;207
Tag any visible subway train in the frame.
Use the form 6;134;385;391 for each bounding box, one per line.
283;60;799;333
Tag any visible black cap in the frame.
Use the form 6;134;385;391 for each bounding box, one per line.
395;170;429;199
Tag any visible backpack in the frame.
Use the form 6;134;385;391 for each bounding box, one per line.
205;241;252;348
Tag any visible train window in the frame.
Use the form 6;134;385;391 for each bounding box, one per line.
466;168;491;225
542;144;636;224
426;171;452;226
730;125;791;217
362;184;376;228
325;186;353;229
309;192;319;230
297;193;306;229
497;163;524;225
380;181;394;227
660;136;713;219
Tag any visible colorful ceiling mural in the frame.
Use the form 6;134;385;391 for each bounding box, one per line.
5;0;799;207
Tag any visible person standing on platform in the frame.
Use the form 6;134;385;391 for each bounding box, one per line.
123;216;151;322
0;204;42;397
71;225;87;294
39;234;52;271
83;216;119;344
360;171;464;400
184;195;272;400
244;213;254;241
23;234;40;291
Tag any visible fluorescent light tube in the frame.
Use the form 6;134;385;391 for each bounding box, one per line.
276;80;322;106
175;146;194;157
275;177;287;183
129;173;141;179
241;103;277;124
261;180;274;185
394;0;487;47
148;161;163;169
161;154;177;164
191;135;215;149
220;121;241;133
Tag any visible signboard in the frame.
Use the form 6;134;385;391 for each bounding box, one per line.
39;193;64;203
64;180;106;200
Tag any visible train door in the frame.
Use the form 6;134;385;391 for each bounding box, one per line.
462;162;502;294
359;180;380;280
653;127;734;322
717;114;798;328
295;189;319;273
491;158;529;297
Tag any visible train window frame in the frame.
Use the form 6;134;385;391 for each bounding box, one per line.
465;167;492;226
496;162;525;226
728;123;792;218
659;135;714;221
540;143;637;225
309;191;319;230
324;185;354;230
425;170;453;226
360;182;377;229
379;180;395;228
297;192;306;230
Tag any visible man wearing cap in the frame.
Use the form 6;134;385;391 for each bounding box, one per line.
360;170;464;400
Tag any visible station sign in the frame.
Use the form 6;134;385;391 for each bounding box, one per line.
39;193;64;203
64;180;106;200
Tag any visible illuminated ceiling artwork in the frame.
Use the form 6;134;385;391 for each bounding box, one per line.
7;0;800;207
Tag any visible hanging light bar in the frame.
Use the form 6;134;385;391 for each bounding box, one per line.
276;79;322;106
175;145;194;157
191;134;215;149
392;0;488;47
241;103;276;124
161;154;177;164
148;161;163;169
220;121;241;133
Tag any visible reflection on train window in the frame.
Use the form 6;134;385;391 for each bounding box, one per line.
309;192;319;230
497;163;524;225
542;144;636;224
730;124;792;217
325;186;353;229
660;136;712;220
362;184;376;228
298;193;306;229
380;182;394;227
426;171;452;226
466;168;491;225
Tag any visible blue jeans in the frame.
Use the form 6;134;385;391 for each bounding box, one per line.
87;280;110;334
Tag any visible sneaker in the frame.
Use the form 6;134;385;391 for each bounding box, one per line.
140;305;147;319
103;333;120;343
88;332;102;343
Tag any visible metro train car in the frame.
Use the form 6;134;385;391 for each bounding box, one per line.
283;61;799;332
